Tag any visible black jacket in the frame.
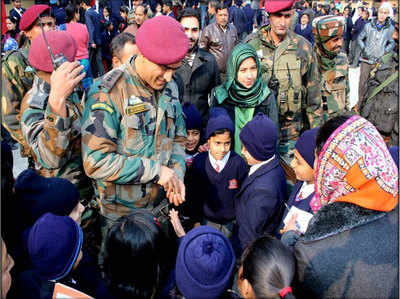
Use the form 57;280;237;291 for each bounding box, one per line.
289;202;399;299
175;48;221;123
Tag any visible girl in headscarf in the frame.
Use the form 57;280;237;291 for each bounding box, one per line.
282;114;398;299
210;43;279;155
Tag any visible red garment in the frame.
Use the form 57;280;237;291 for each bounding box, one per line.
2;0;7;35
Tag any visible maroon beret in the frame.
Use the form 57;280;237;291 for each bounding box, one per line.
264;0;295;13
20;4;50;31
136;16;189;65
28;31;77;73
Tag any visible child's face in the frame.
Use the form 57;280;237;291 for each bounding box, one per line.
290;149;314;182
208;131;231;160
186;129;200;151
241;145;258;166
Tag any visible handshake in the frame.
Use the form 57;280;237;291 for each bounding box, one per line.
157;166;186;207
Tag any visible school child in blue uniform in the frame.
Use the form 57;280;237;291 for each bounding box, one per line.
186;108;248;238
236;113;287;252
279;128;319;236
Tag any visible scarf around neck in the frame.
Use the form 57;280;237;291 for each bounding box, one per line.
214;43;270;153
310;115;398;213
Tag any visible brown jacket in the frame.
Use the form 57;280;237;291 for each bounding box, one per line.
199;22;238;73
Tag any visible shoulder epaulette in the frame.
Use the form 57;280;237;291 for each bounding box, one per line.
99;68;124;91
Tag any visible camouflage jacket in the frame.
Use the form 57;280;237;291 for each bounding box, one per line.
247;26;322;162
1;41;34;154
81;57;187;220
20;76;93;199
315;47;350;121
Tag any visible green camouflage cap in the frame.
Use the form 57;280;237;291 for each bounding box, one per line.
312;15;345;43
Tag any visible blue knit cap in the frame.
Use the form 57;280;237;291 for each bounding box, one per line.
205;108;234;140
239;113;277;161
182;102;203;130
14;169;80;229
175;226;235;299
294;127;319;168
27;213;83;281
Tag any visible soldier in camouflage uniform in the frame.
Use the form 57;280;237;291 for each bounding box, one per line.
19;31;93;200
312;15;350;121
81;16;189;226
1;5;55;157
246;0;322;165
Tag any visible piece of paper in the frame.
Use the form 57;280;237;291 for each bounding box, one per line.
283;206;314;234
52;282;93;299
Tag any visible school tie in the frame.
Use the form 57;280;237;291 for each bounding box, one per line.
216;164;220;173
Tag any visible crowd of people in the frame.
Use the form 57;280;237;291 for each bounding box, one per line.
1;0;399;298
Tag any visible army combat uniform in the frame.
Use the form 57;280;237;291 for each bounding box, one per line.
81;56;187;222
313;16;350;121
19;76;93;200
247;26;322;164
1;41;34;155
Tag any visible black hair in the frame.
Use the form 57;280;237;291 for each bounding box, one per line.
163;0;173;9
6;15;17;25
215;3;229;13
315;114;353;155
177;7;201;25
5;16;18;39
82;0;91;6
209;0;218;9
240;236;296;299
120;5;129;14
110;32;136;59
210;128;232;138
103;210;165;299
65;4;78;23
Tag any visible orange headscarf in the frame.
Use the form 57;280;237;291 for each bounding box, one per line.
311;115;398;213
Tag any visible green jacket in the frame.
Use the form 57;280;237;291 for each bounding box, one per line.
81;56;186;220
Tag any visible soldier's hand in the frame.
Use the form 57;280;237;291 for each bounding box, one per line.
169;179;185;206
49;61;85;117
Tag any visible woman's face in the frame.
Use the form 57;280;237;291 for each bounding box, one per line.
186;129;201;151
300;14;309;25
156;3;162;12
2;241;14;299
6;19;16;31
236;57;257;89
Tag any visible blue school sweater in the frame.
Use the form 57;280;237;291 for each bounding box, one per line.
187;151;248;224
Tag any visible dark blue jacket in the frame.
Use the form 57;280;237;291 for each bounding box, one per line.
294;23;314;45
51;5;66;26
242;4;255;34
85;7;102;45
236;157;287;251
9;7;25;30
351;17;367;41
187;151;248;224
101;30;116;62
229;5;247;35
109;0;124;24
345;16;353;41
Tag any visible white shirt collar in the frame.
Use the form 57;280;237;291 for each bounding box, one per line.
248;155;275;176
209;151;231;172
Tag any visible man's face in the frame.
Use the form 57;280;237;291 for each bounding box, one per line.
378;8;389;23
362;10;369;20
208;3;215;15
216;8;229;27
162;4;170;13
136;54;182;90
180;16;200;52
13;0;21;8
25;16;56;41
208;131;231;160
324;35;344;54
269;10;293;38
344;7;350;16
135;6;147;25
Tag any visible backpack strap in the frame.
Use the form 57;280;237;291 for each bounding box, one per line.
365;71;398;106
